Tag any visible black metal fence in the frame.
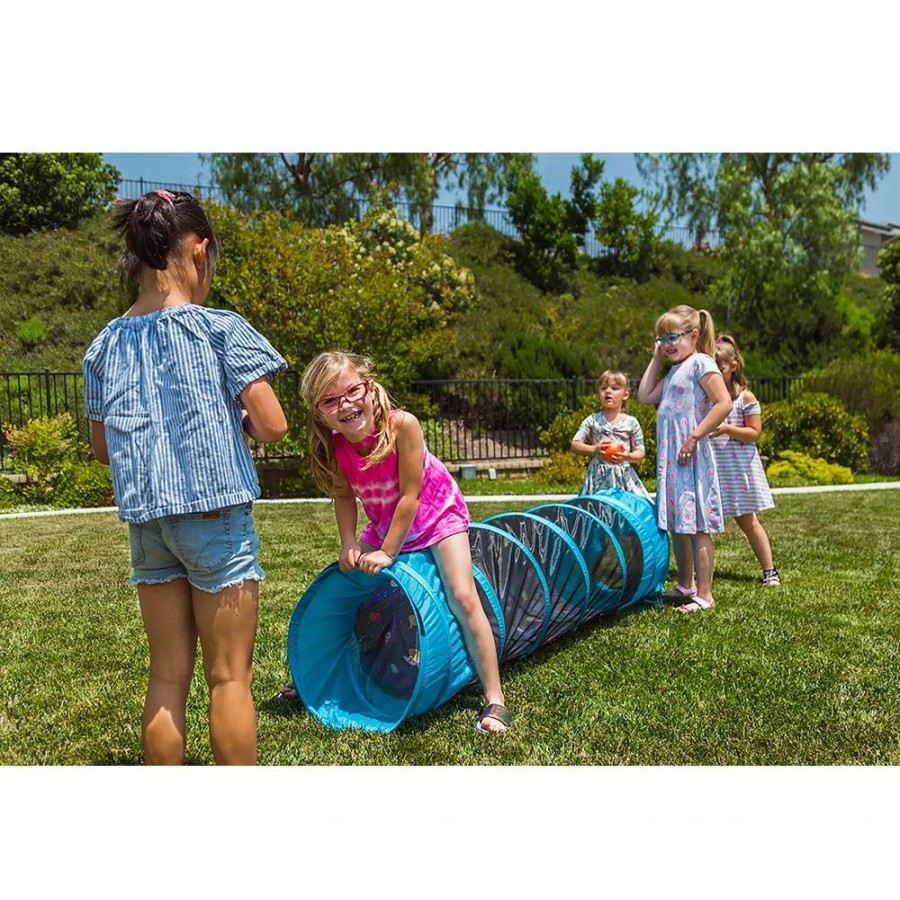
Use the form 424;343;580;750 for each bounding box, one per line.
118;178;221;204
1;370;88;468
1;369;804;470
115;179;717;255
117;176;893;271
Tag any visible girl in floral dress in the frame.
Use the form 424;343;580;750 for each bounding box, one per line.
637;305;733;613
570;370;649;500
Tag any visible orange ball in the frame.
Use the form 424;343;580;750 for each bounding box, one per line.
602;442;625;462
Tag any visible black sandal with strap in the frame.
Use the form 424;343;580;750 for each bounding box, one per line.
475;702;512;733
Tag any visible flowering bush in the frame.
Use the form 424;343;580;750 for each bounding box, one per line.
2;413;92;503
210;197;476;391
757;392;869;473
766;449;853;486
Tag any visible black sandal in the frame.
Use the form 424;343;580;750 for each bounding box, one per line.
475;703;511;733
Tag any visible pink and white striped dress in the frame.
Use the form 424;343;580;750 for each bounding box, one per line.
710;392;774;517
332;414;471;552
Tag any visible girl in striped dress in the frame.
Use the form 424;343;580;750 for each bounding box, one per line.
83;190;288;764
710;335;780;586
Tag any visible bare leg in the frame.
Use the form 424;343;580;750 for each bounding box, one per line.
734;513;774;571
430;533;507;731
138;579;198;765
671;532;695;589
192;580;259;765
691;532;715;602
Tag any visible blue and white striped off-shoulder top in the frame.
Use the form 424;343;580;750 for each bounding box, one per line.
83;303;287;523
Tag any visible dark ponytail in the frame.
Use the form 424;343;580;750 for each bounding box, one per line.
112;190;219;282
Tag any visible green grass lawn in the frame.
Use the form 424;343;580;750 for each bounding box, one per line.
1;489;899;765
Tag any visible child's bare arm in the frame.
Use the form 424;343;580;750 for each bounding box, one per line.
239;376;288;443
332;478;362;571
637;343;667;405
695;371;733;437
571;437;602;456
89;420;109;465
357;411;422;573
711;390;762;443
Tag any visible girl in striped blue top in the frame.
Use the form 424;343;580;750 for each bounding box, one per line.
83;190;288;765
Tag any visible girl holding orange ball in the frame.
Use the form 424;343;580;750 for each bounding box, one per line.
570;370;650;499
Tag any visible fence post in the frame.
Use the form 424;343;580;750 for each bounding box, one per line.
44;368;51;416
570;377;579;411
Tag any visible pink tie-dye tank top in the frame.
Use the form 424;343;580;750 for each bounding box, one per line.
332;412;471;553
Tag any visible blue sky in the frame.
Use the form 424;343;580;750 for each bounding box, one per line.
103;152;900;225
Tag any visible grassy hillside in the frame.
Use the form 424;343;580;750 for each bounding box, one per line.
0;212;125;371
443;222;724;380
0;212;887;381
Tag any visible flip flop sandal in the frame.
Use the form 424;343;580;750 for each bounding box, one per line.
475;703;512;733
676;596;715;614
660;583;696;603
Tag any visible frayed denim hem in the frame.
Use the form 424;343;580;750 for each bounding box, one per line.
188;573;266;595
130;573;187;587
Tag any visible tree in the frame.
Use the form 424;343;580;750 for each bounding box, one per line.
878;240;900;351
636;153;719;246
456;153;534;214
207;195;476;391
0;153;120;234
636;153;892;369
205;153;381;225
204;152;533;232
504;153;604;290
593;177;661;277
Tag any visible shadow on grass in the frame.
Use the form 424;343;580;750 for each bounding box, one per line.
258;694;310;720
713;570;760;585
93;752;208;765
397;603;660;734
259;598;659;736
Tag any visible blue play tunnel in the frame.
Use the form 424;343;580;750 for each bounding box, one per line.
286;489;668;732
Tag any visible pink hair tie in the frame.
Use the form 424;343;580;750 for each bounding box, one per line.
154;189;176;203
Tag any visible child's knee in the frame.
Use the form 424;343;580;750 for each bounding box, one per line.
446;584;481;619
204;657;253;690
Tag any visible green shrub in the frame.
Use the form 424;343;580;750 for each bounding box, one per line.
878;240;900;350
210;198;476;391
16;316;46;349
758;392;869;473
797;351;900;432
650;240;725;293
540;394;658;481
51;461;115;509
534;451;585;487
0;153;119;234
766;449;853;486
2;413;89;502
447;221;517;268
0;475;21;510
0;209;124;370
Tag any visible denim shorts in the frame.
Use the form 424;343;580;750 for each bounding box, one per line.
128;503;265;594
